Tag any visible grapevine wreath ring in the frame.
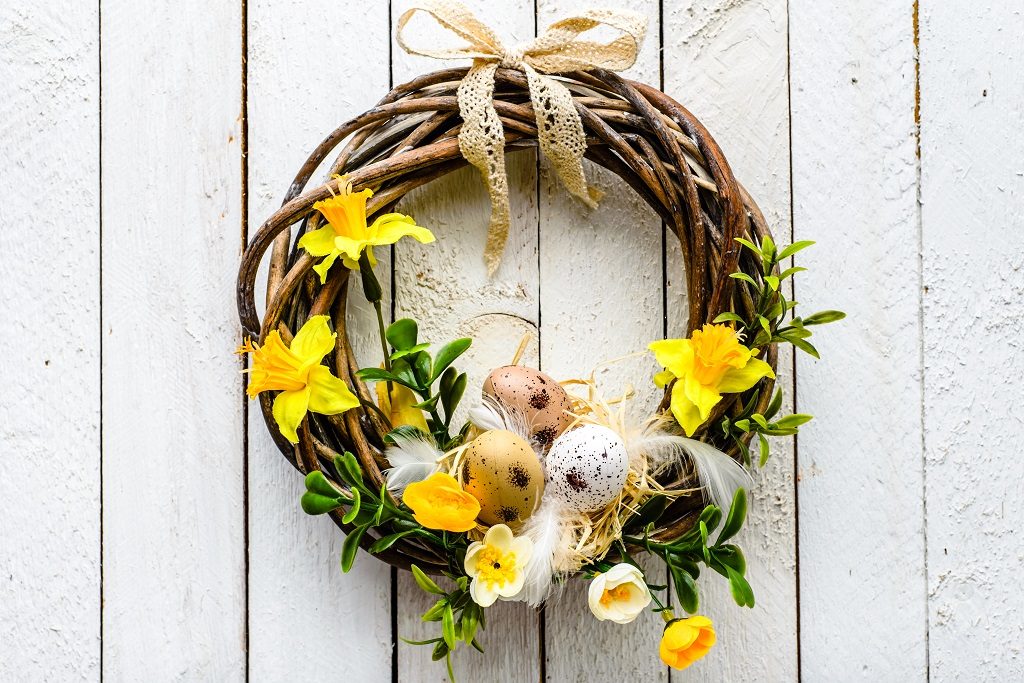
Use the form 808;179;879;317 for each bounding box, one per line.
236;3;840;674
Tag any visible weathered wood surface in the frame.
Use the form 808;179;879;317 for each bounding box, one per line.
3;0;1021;680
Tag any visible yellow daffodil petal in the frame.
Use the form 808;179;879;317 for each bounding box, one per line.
273;386;311;444
653;369;675;389
312;251;340;284
290;315;336;364
331;235;370;265
297;225;338;257
313;187;372;241
376;382;429;431
684;374;723;420
648;338;694;379
718;357;775;394
370;214;436;246
307;365;360;414
669;381;705;437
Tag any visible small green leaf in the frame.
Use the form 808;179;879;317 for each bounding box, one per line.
764;275;780;291
370;528;416;554
775;413;814;429
412;351;432;385
386;318;418;351
765;388;784;420
726;566;756;608
461;604;479;643
717;488;748;545
734;237;761;255
336;452;363;487
439;366;457;398
412;565;446;595
442;604;457;649
341;488;361;524
777;266;807;280
391;358;421;390
421;598;447;622
714;544;747;575
733;418;751;432
625;495;668;532
776;240;815;261
729;272;758;287
786;336;821;358
671;565;700;613
413;395;440;411
391;342;430;360
442;372;467;421
713;312;746;325
305;470;342;498
340;523;370;573
751;414;769;430
300;492;343;515
431;640;448;661
431;338;472;382
803;310;847;325
758;433;771;467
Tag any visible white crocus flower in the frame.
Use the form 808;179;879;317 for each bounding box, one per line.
587;563;652;624
464;524;533;607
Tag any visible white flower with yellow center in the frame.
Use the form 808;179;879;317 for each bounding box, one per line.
464;524;533;607
587;563;652;624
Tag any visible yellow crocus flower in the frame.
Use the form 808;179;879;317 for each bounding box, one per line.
659;615;716;670
298;177;435;283
238;315;360;444
649;323;774;437
402;472;481;533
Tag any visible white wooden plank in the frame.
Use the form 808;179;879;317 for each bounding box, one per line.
245;1;394;679
663;2;798;680
791;1;926;679
919;3;1024;678
0;3;100;678
389;1;543;679
535;1;667;680
100;0;245;677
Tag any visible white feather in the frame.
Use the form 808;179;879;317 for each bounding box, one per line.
467;396;536;447
519;493;575;607
383;431;444;493
634;431;752;514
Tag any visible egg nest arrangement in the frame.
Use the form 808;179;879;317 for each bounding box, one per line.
235;3;844;676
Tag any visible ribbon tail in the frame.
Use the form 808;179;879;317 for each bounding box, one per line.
457;60;511;276
524;65;603;209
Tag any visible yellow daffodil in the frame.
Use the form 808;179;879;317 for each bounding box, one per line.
237;315;360;444
375;381;428;432
298;176;435;283
587;563;652;624
649;323;774;436
659;615;716;670
464;524;533;607
403;472;481;532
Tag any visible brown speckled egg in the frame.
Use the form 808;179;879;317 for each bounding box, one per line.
462;430;544;527
483;365;573;451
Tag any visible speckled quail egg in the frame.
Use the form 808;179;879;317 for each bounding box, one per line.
545;424;630;512
483;365;573;451
462;429;545;527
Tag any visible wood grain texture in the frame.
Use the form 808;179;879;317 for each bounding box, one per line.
663;2;798;680
791;1;927;679
100;0;246;678
245;1;393;679
919;2;1024;678
535;1;669;680
390;2;543;680
0;2;100;678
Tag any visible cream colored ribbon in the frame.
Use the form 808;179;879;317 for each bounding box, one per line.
396;1;647;275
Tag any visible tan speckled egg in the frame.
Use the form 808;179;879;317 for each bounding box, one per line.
462;430;545;527
482;365;573;451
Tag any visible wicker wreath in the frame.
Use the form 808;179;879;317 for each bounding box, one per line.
237;64;779;570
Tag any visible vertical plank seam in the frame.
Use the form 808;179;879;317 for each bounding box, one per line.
387;6;400;682
784;1;802;680
98;0;105;677
240;0;251;677
533;5;548;681
912;1;931;679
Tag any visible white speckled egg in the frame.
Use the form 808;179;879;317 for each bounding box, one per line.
545;425;629;512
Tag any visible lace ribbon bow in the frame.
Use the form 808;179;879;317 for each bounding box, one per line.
396;1;647;275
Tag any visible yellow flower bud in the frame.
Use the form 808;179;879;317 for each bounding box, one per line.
402;472;480;532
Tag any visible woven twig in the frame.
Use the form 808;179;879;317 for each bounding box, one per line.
236;67;776;570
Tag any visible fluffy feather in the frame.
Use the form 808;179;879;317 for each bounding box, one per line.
630;420;751;513
519;493;577;606
468;396;536;447
383;431;444;493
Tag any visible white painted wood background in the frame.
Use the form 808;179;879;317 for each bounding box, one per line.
2;0;1022;680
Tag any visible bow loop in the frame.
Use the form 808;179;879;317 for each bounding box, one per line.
396;1;647;275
